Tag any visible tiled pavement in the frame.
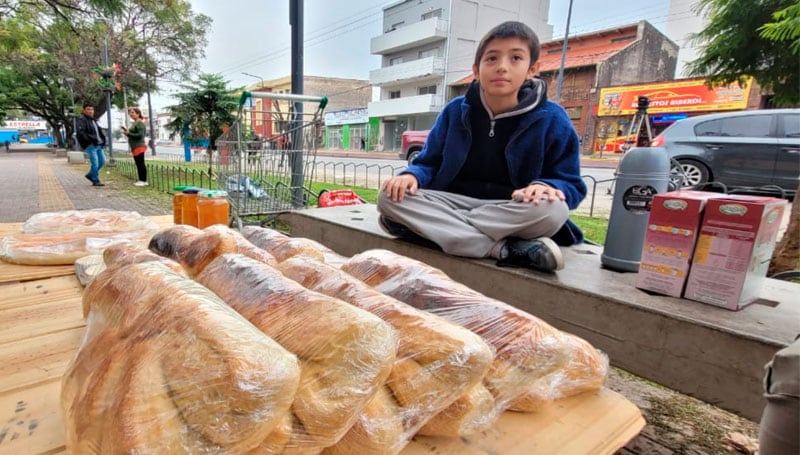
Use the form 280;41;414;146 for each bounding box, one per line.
0;149;171;223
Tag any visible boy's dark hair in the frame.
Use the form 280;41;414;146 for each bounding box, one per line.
473;21;540;67
82;102;94;109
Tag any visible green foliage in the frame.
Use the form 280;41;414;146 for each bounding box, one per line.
758;3;800;54
165;74;241;171
687;0;799;107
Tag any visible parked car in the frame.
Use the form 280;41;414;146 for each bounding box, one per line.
650;109;799;197
398;130;429;162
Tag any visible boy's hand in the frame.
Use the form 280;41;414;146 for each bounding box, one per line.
512;183;565;205
382;174;418;202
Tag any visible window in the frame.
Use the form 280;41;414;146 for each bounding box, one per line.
421;8;442;20
418;85;437;95
389;90;401;99
565;106;583;120
694;119;723;136
418;48;439;59
719;115;773;137
782;114;800;138
386;21;404;32
389;57;403;66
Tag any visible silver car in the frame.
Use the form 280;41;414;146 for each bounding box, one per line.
650;109;799;197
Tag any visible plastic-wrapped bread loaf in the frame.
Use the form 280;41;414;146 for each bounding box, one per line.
21;209;159;234
1;209;161;265
276;256;494;453
243;226;347;267
342;249;608;426
64;261;301;454
149;225;276;276
195;253;398;453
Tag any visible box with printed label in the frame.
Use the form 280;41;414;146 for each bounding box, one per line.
635;191;727;297
683;195;788;310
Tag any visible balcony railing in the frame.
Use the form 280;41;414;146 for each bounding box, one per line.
368;94;444;117
371;18;448;55
370;56;445;87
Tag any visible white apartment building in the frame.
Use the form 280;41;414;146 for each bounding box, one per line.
368;0;552;151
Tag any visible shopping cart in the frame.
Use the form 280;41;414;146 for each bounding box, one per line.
215;91;328;228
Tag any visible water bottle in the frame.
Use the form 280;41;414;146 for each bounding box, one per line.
601;147;670;272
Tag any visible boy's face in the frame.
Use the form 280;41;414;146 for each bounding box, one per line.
473;37;539;99
83;106;94;117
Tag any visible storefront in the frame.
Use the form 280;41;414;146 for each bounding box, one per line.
593;78;754;153
324;108;378;151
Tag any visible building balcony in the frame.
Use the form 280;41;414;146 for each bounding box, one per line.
371;18;448;55
370;57;445;87
368;94;444;118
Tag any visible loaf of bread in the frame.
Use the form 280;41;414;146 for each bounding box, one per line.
21;208;159;234
243;226;347;267
277;256;494;451
196;253;397;452
65;261;300;453
149;225;276;276
0;230;155;265
342;249;608;425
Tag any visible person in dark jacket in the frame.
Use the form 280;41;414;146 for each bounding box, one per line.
378;21;586;273
75;103;106;187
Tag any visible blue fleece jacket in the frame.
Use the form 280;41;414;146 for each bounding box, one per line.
402;85;588;245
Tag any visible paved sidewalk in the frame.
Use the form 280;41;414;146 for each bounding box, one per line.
0;149;170;223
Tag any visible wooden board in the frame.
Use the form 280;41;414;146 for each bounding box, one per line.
0;215;174;285
0;216;645;454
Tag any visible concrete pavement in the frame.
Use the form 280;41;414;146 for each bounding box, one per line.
0;147;170;223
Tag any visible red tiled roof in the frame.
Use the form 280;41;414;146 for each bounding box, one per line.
452;74;475;86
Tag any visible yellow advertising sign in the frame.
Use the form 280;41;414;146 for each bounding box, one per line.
597;78;751;116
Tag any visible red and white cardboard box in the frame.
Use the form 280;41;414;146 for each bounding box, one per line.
684;195;788;310
636;191;728;297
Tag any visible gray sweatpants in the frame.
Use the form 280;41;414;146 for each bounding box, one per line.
759;337;800;455
377;189;569;258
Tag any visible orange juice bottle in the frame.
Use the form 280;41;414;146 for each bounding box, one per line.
181;189;200;227
197;191;230;228
172;185;188;224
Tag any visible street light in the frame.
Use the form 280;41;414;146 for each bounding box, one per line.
65;77;77;150
242;72;264;89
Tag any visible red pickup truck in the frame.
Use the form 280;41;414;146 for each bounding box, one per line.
398;130;429;162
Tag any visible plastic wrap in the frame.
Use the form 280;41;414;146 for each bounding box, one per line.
243;226;348;267
149;224;276;276
63;261;301;454
276;256;494;453
21;208;159;234
194;253;398;453
0;229;156;265
341;249;609;429
1;209;160;265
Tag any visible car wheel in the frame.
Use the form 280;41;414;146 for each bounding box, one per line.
671;160;710;187
407;149;421;163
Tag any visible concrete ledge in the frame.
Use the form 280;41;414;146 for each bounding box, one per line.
55;149;68;158
66;151;85;164
280;204;800;421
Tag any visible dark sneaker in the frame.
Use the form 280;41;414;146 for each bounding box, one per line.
377;216;440;250
496;237;564;273
92;182;105;187
84;173;93;183
378;215;413;237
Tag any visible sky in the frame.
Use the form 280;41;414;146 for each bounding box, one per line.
144;0;703;111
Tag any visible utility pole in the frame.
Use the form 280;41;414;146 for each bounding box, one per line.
290;0;305;207
555;0;574;103
143;26;157;156
65;77;77;150
102;34;114;162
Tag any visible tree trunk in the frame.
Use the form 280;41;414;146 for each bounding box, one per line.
768;181;800;276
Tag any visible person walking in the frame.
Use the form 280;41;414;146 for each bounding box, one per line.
75;103;106;187
123;107;148;186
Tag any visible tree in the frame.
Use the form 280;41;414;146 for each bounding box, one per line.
686;0;799;107
0;0;210;146
165;74;241;173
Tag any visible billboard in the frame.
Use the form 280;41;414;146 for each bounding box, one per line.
597;79;751;116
